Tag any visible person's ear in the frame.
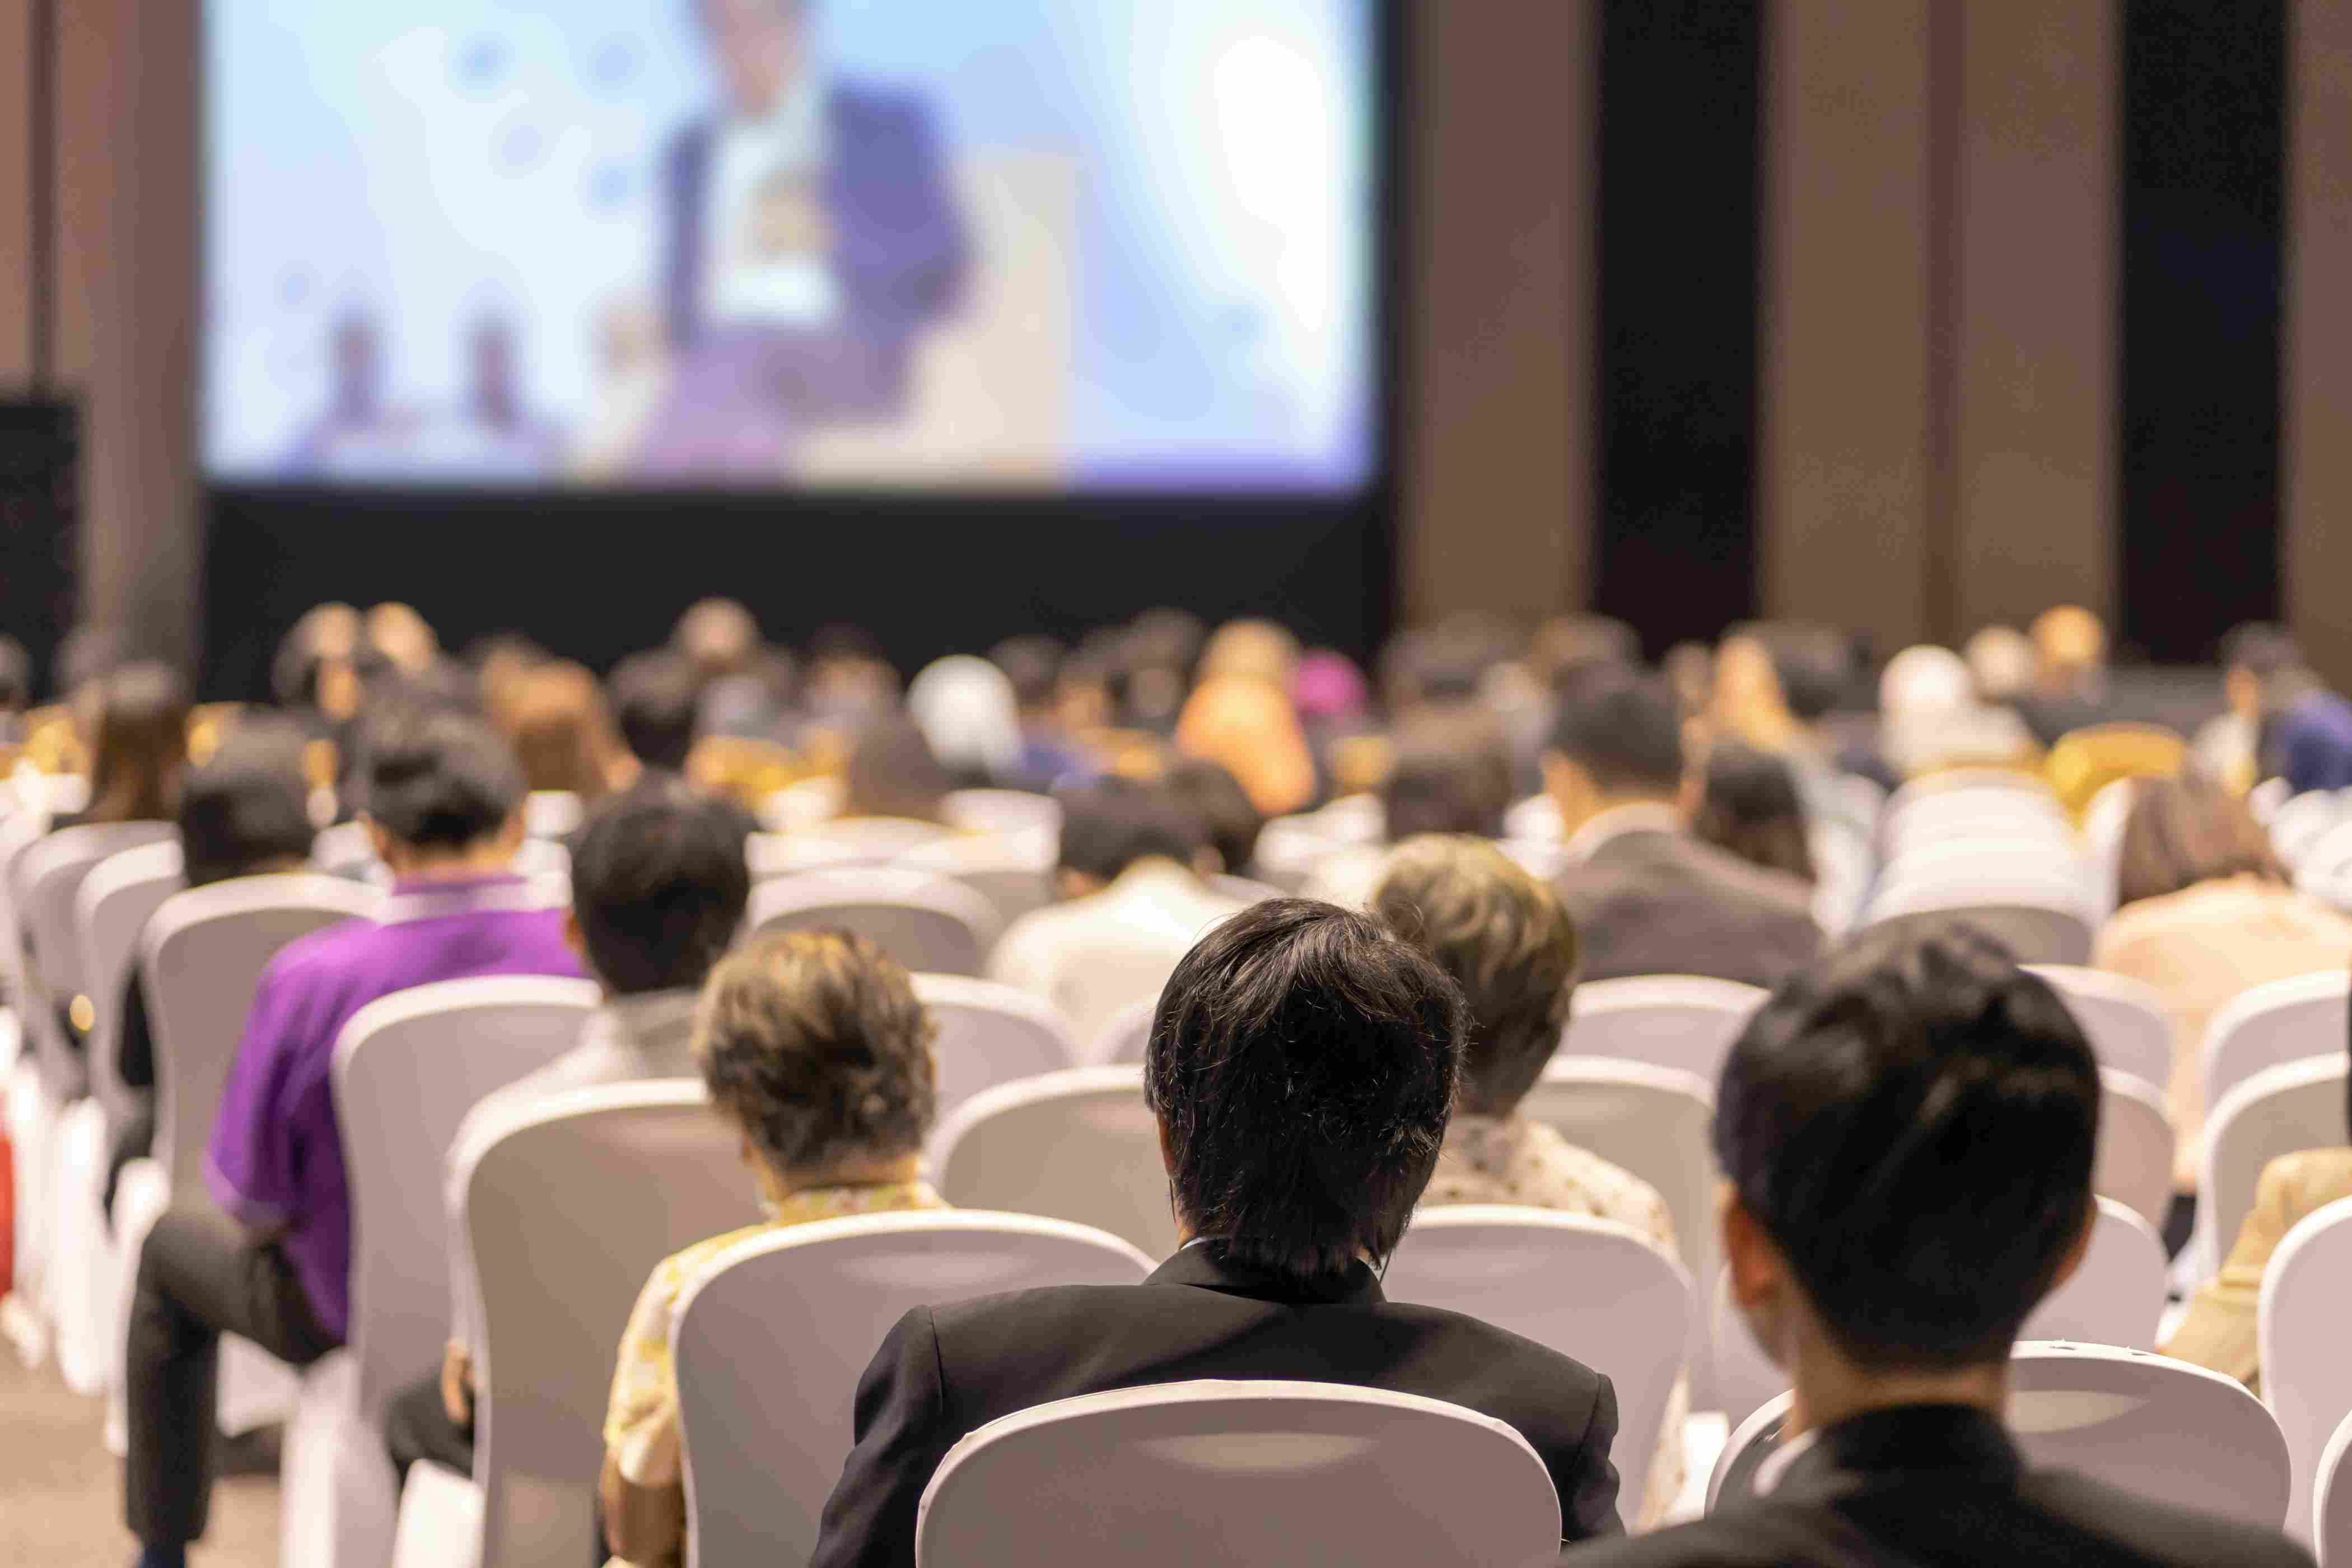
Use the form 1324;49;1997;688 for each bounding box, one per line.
1721;1184;1795;1371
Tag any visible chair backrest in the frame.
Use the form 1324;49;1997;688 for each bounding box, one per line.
911;973;1080;1123
74;840;186;1122
2261;1194;2352;1546
1860;896;2097;967
522;790;582;841
931;1065;1173;1259
2273;791;2352;870
940;788;1061;839
15;821;178;1089
2202;970;2349;1130
1089;996;1156;1068
748;867;1000;977
2025;964;2176;1094
2318;1407;2352;1567
895;831;1057;929
2020;1197;2168;1350
673;1210;1153;1567
464;1082;764;1568
911;1379;1562;1568
2204;1057;2352;1277
144;873;382;1191
1716;1346;2290;1528
782;817;959;869
1385;1207;1690;1528
1558;974;1769;1086
332;974;600;1417
2093;1069;2177;1231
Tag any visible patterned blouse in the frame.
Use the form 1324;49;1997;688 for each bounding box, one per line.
602;1179;946;1500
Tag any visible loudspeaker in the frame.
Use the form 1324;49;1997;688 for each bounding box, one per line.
0;399;78;695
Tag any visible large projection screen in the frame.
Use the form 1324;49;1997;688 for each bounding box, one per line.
201;1;1384;493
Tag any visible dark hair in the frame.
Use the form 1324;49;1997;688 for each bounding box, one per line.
1734;622;1855;722
1382;712;1513;840
1056;777;1207;882
988;635;1067;712
82;662;192;824
673;598;761;682
1146;899;1464;1279
1532;615;1639;696
1164;760;1264;877
570;776;750;994
1371;838;1575;1116
357;705;525;851
695;928;937;1176
1547;669;1685;795
1717;925;2100;1370
178;718;316;886
0;635;31;711
1692;742;1816;883
2114;774;2284;908
2222;623;2301;683
608;650;702;773
840;716;952;823
496;660;629;801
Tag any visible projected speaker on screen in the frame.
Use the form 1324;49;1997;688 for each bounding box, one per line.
202;1;1381;493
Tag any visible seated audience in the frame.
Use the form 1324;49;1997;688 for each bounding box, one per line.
802;624;901;727
671;598;762;687
269;603;365;741
1569;926;2311;1568
1175;674;1318;816
2094;774;2352;1189
600;930;945;1568
56;661;192;830
607;650;703;776
2012;603;2116;748
813;900;1625;1566
1163;758;1264;879
1878;643;2037;777
905;655;1023;789
2192;623;2295;792
0;631;32;744
988;634;1092;791
1300;711;1515;906
1964;623;2037;707
837;716;954;827
1710;621;1891;818
381;775;752;1488
1689;741;1816;885
1372;836;1684;1527
1547;671;1821;989
122;708;580;1567
986;778;1247;1041
497;659;637;806
2164;994;2352;1392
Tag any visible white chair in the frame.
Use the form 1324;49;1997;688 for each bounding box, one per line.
407;1082;766;1568
673;1210;1154;1566
1504;793;1564;843
2026;965;2176;1095
2318;1407;2352;1566
2273;791;2352;870
13;820;177;1095
1558;975;1767;1088
931;1066;1173;1260
2263;1195;2352;1547
1385;1208;1689;1527
1715;1345;2290;1527
778;817;959;869
748;867;1000;978
896;831;1057;929
1088;996;1156;1068
912;1380;1563;1568
1862;877;2099;967
941;788;1061;839
2083;777;2141;915
522;790;582;841
2021;1197;2168;1350
1710;1268;1787;1436
2093;1070;2177;1232
2200;1056;2351;1291
1808;821;1873;936
74;840;186;1128
2201;970;2347;1137
1207;872;1289;906
281;975;599;1568
912;974;1080;1123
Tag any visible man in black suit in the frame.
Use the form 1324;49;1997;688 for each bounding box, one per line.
811;900;1625;1566
1565;926;2313;1568
1547;671;1821;990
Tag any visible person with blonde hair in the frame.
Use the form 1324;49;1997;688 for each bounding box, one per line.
497;660;639;804
1174;676;1317;816
2015;604;2115;747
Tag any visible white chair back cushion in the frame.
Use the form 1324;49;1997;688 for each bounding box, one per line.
1385;1208;1689;1527
464;1082;764;1568
931;1066;1172;1259
2202;971;2349;1130
2260;1195;2352;1546
2204;1058;2352;1289
940;789;1061;839
2024;965;2176;1094
2092;1070;2177;1231
2019;1198;2168;1350
74;841;185;1123
671;1210;1152;1567
2317;1407;2352;1566
332;976;600;1418
911;974;1079;1122
912;1380;1562;1568
895;832;1056;929
15;821;178;1091
1089;996;1156;1068
1558;975;1768;1086
749;868;1000;977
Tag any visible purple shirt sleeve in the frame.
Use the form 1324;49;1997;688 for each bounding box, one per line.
204;951;319;1228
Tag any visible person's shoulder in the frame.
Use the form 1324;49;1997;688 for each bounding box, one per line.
828;78;941;139
1552;1499;1811;1566
2021;1469;2316;1567
254;913;382;1003
1662;834;1817;921
2266;1144;2352;1215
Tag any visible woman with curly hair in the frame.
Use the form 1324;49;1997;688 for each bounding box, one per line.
598;929;945;1568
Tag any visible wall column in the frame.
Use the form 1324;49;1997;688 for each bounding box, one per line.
2288;0;2352;684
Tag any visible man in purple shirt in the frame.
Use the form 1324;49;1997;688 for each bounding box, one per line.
123;707;582;1568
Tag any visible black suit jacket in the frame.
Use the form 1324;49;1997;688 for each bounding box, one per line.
1554;827;1823;992
1562;1404;2312;1568
810;1243;1624;1567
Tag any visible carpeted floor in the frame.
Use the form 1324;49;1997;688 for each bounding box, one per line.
0;1346;279;1567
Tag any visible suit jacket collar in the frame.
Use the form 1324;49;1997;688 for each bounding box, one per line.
1146;1241;1386;1306
1778;1404;2021;1499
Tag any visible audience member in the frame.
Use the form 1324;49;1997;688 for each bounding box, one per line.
601;930;945;1568
987;634;1091;790
1878;643;2037;776
269;603;363;740
813;900;1626;1566
670;597;762;687
1174;674;1317;816
607;650;703;775
1195;617;1301;690
987;778;1245;1041
905;655;1023;789
837;716;954;825
1567;925;2311;1568
1300;708;1515;906
0;632;34;742
58;662;192;829
1689;741;1816;885
382;776;753;1489
361;601;441;682
2094;774;2352;1189
2013;604;2113;748
802;625;902;727
496;659;637;805
1964;623;2037;706
122;708;579;1567
1162;758;1264;878
1373;836;1685;1527
2194;623;2300;792
1711;622;1891;819
1547;671;1821;989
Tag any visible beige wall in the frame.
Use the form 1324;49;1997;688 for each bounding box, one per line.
2288;0;2352;687
0;1;34;385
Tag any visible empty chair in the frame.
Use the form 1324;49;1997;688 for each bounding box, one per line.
912;1380;1563;1568
911;974;1080;1123
2319;1408;2352;1567
2262;1196;2352;1545
13;820;178;1094
1384;1208;1690;1526
1088;996;1155;1068
1558;974;1768;1086
896;832;1056;929
2202;970;2348;1135
749;867;1000;978
673;1210;1154;1565
931;1066;1172;1259
2092;1070;2177;1231
2020;1198;2168;1349
2197;1056;2352;1290
2026;965;2175;1094
74;839;187;1126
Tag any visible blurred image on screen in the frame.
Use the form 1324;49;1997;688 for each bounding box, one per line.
203;1;1383;492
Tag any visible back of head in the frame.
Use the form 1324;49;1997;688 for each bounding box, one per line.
1147;899;1465;1278
1371;837;1575;1116
1532;615;1639;697
987;634;1067;715
1739;622;1855;722
178;717;316;886
363;601;440;678
570;774;750;994
1963;626;2036;703
358;704;525;853
1718;924;2100;1369
1878;644;1973;720
83;661;193;823
272;603;362;711
1382;711;1513;840
1691;741;1816;883
1175;675;1317;816
2031;604;2107;690
608;650;702;773
906;655;1023;783
0;633;32;713
840;716;951;822
1163;759;1264;878
500;660;629;801
1197;619;1301;689
2222;622;2302;686
1055;776;1207;884
1547;669;1684;797
673;597;761;683
694;928;937;1178
2114;773;2283;909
